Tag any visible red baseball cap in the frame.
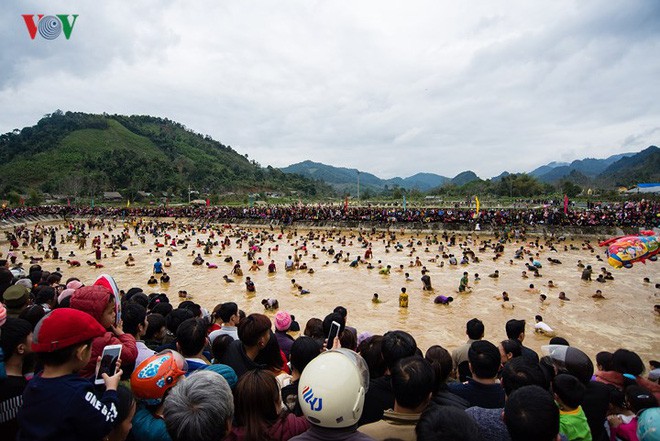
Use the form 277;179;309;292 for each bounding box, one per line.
32;308;106;352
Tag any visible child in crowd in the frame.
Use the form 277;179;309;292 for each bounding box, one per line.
607;385;658;441
17;308;123;441
552;374;592;441
69;285;138;378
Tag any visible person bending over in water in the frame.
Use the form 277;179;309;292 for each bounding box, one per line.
434;295;453;305
592;289;605;299
558;291;570;301
261;298;279;310
223;275;234;283
534;315;555;336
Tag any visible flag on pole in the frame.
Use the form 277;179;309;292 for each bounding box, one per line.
91;198;94;208
67;198;70;207
206;198;210;207
403;195;406;212
344;196;348;212
473;196;480;219
564;195;568;214
126;200;130;208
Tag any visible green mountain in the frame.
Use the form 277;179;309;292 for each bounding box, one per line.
0;111;331;199
403;172;451;189
451;171;480;186
281;161;450;194
596;146;660;186
534;153;635;183
529;161;570;178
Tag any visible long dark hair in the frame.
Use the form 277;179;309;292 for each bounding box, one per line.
234;369;281;441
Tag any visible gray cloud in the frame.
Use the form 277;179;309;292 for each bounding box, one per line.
1;0;658;179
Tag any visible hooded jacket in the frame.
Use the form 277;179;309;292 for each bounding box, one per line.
70;286;137;378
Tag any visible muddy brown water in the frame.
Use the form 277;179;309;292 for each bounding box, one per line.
7;220;659;366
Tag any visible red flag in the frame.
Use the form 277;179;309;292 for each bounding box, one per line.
67;198;70;207
344;196;348;212
206;198;210;207
564;195;568;214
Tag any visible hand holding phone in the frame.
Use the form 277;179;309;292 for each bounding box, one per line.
95;344;122;386
326;321;341;350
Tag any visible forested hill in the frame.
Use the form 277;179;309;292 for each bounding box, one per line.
0;111;331;198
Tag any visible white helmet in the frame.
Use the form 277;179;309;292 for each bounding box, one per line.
298;348;370;428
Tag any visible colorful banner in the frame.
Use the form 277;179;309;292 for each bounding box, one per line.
564;194;569;214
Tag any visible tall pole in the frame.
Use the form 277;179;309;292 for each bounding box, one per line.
357;171;360;201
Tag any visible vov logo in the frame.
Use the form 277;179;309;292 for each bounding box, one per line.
22;15;78;40
301;386;323;411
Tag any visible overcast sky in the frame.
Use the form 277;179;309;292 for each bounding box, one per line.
1;0;659;179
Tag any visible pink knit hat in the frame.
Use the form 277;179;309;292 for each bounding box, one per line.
274;311;292;331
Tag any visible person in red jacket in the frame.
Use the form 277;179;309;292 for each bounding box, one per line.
69;285;138;378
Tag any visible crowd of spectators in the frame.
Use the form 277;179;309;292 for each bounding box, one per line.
0;198;658;228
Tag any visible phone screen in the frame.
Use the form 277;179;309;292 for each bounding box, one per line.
326;321;341;350
95;346;121;383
